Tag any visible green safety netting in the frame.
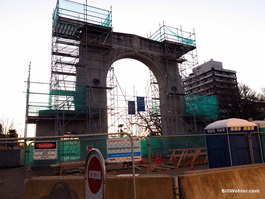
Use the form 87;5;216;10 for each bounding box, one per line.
149;100;160;115
165;26;195;46
185;95;218;120
149;25;195;46
140;134;206;157
53;0;112;28
28;137;107;166
28;134;206;166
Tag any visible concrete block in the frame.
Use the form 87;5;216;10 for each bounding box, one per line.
178;163;265;199
106;174;173;199
23;176;84;199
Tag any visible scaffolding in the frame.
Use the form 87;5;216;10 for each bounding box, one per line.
149;24;199;133
149;70;160;116
148;24;217;132
50;0;112;110
27;0;112;136
149;23;198;79
25;1;217;137
106;66;155;136
106;24;199;135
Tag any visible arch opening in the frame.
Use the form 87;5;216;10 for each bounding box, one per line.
107;58;161;136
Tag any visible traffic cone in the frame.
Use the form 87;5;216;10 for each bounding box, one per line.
151;153;155;162
159;152;164;162
155;153;160;164
190;156;194;171
140;154;144;164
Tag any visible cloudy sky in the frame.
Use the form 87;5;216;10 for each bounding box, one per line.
0;0;264;136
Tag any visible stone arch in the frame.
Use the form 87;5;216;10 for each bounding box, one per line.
110;50;164;88
75;31;188;135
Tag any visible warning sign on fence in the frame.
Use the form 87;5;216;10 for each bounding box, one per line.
107;137;141;163
33;142;57;160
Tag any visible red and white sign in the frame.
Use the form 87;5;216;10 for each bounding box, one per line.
86;145;93;151
33;141;57;160
85;148;105;199
36;143;56;149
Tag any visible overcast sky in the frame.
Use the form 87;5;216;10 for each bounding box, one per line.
0;0;264;136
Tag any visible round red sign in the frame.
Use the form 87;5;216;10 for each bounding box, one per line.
88;156;102;194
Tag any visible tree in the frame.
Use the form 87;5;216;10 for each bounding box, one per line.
6;129;19;149
256;87;265;120
258;87;265;102
0;116;17;135
137;112;162;136
6;129;18;138
238;84;265;120
0;117;19;149
218;85;241;119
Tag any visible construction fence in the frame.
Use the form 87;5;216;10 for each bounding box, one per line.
1;132;265;198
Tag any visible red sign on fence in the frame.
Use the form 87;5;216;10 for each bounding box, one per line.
33;142;57;160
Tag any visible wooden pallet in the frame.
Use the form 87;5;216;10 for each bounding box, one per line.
167;148;207;167
51;161;85;175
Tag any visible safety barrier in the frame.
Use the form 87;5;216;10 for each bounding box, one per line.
0;133;139;199
143;132;265;171
0;132;265;198
178;163;265;199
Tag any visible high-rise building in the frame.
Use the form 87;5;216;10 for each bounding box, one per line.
183;59;240;119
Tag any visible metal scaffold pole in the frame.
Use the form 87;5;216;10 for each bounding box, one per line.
24;62;31;138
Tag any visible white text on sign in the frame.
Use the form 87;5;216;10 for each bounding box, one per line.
89;171;101;179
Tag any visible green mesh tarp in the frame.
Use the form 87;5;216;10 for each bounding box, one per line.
185;95;218;120
50;90;75;96
28;137;107;166
140;134;206;157
149;100;160;115
53;0;112;28
74;85;86;111
165;26;195;46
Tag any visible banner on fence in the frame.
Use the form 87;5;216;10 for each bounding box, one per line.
107;137;141;163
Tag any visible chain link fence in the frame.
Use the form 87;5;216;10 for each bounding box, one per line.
142;132;264;171
0;133;139;199
0;132;265;198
